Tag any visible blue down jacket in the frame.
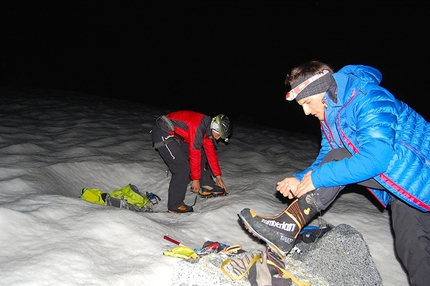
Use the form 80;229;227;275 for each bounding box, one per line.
295;65;430;212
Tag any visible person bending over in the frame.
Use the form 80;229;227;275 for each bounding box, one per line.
152;110;232;213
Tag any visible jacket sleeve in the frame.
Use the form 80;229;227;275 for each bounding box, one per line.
311;90;397;188
203;136;222;177
189;115;215;180
189;149;202;180
188;133;203;181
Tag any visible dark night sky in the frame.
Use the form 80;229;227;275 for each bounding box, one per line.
1;1;429;136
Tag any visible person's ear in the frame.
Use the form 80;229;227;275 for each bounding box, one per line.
322;97;328;108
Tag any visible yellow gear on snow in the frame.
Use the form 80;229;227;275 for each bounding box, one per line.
80;188;106;205
110;184;149;208
164;245;199;260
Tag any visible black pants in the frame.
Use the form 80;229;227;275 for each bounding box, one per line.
313;148;384;210
391;199;430;286
316;148;430;285
152;126;214;210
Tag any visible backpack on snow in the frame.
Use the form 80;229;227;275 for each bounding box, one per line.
80;184;155;212
80;188;107;205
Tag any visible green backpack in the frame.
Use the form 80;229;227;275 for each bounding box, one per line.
80;184;153;212
80;188;107;205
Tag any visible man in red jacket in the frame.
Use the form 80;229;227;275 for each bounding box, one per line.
152;110;232;213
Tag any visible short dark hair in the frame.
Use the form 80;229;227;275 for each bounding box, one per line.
285;61;337;102
285;61;334;87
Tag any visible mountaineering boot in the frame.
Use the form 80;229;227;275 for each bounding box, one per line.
199;185;227;198
238;191;320;258
168;204;194;214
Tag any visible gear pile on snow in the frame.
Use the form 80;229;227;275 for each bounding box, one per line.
163;236;305;286
80;183;160;212
167;223;382;286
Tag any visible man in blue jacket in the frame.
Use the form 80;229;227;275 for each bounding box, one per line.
238;61;430;285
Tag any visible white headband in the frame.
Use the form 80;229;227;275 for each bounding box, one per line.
286;70;330;101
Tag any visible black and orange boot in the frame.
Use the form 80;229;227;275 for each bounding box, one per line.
238;191;320;258
199;185;227;198
168;204;194;214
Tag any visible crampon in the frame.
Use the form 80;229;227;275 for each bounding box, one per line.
198;185;227;198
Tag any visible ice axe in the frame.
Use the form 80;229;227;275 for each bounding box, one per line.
163;235;192;249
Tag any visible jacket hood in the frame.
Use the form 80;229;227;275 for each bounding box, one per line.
332;65;383;105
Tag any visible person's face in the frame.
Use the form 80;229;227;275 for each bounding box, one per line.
211;130;221;140
297;92;327;121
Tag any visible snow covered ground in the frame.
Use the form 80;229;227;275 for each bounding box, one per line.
0;88;408;285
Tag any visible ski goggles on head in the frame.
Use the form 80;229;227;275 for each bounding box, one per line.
286;70;333;102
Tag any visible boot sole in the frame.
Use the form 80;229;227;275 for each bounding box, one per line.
167;210;193;214
198;192;227;199
238;213;287;259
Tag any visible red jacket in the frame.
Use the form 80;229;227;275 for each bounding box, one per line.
167;110;222;180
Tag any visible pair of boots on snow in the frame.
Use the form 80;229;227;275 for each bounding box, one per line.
238;191;320;257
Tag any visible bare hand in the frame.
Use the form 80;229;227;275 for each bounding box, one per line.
215;175;227;191
295;171;315;197
190;180;200;193
276;177;300;199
